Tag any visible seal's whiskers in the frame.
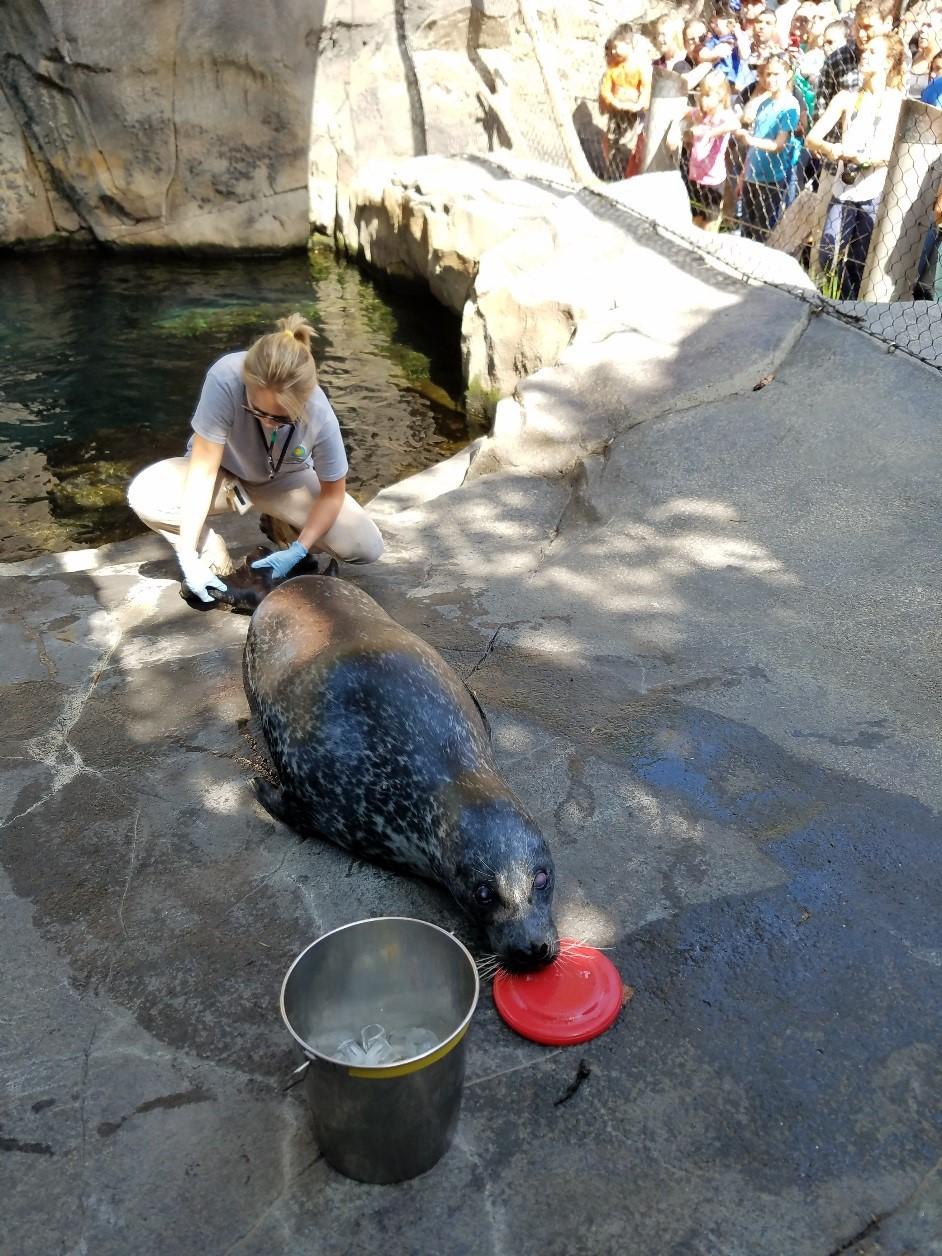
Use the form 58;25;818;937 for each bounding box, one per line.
474;952;506;983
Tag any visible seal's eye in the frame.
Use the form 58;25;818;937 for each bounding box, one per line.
533;870;549;891
475;884;494;905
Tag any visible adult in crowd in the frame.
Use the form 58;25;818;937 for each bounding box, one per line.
792;2;841;82
752;7;786;62
683;16;709;71
736;52;802;236
820;17;850;66
815;0;894;115
788;7;825;121
653;12;690;72
741;0;771;42
908;12;942;95
127;314;383;604
900;0;939;51
806;32;907;297
920;46;942;102
682;16;716;91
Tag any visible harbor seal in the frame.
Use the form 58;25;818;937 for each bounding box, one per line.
243;576;559;972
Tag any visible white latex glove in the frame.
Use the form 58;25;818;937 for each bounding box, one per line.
178;549;227;603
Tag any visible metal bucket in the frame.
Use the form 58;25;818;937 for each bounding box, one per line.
280;917;480;1184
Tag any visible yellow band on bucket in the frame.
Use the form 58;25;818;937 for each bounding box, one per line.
347;1024;468;1079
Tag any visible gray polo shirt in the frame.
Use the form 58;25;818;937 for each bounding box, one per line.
188;351;349;486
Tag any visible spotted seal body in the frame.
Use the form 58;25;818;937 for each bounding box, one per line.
244;577;559;971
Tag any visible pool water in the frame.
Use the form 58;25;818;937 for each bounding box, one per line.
0;246;475;561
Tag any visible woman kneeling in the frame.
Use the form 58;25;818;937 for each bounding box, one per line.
127;313;383;603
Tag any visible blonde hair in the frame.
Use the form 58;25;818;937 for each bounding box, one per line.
242;313;317;419
698;68;732;108
654;12;684;43
865;31;907;90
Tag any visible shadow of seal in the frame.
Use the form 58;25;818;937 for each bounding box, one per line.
243;576;559;972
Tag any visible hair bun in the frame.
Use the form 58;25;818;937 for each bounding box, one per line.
276;312;314;353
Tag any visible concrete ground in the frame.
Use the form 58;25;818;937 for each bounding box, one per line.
3;278;942;1252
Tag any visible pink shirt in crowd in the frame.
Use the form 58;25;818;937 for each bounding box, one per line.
688;107;738;186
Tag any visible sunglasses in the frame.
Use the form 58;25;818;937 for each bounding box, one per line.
243;390;290;425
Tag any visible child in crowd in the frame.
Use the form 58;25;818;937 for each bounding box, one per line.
599;24;654;178
736;52;802;238
669;70;740;230
698;1;757;94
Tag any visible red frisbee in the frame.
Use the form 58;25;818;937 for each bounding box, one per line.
492;940;625;1045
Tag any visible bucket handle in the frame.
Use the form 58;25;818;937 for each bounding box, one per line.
283;1057;312;1092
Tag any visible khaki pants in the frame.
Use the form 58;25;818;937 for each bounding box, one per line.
127;457;384;573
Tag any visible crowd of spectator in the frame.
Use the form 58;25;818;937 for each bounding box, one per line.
595;0;942;299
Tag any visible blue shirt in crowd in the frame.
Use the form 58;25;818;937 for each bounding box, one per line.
702;33;756;93
921;77;942;108
744;98;800;185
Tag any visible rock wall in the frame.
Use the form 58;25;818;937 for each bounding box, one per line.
0;0;313;248
0;0;674;249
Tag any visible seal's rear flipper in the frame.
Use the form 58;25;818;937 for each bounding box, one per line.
322;558;340;578
179;585;224;612
213;548;276;614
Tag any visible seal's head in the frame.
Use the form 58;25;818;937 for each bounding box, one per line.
450;800;559;973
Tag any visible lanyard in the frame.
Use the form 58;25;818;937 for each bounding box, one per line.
254;417;295;479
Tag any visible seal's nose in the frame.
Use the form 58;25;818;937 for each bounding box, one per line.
505;939;557;971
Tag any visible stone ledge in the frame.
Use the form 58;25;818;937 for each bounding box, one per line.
344;155;812;491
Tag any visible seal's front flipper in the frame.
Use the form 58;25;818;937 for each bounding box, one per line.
253;777;320;840
253;777;294;826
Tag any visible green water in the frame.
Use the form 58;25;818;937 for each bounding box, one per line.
0;247;474;561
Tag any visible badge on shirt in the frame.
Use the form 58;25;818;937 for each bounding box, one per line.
292;444;308;460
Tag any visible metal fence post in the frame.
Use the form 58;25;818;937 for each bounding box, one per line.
640;68;688;176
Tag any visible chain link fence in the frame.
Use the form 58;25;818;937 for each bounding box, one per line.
472;1;942;371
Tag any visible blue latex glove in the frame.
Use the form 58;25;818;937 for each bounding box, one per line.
251;539;309;579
